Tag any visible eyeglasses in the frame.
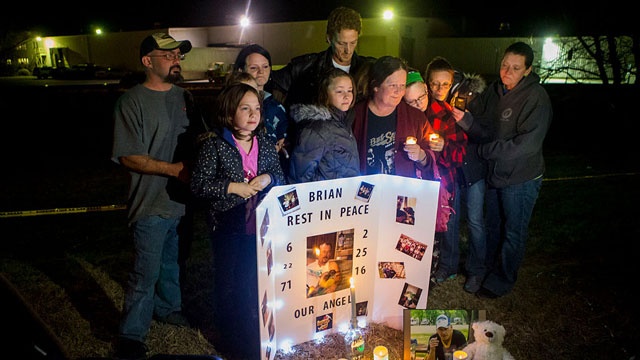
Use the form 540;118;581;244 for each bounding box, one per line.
430;82;452;90
405;92;428;106
148;53;186;61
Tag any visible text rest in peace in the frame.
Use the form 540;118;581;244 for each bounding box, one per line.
287;204;369;226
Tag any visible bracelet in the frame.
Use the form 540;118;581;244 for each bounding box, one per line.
418;153;427;163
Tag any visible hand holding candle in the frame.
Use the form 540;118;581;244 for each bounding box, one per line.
428;133;444;152
373;345;389;360
404;136;422;162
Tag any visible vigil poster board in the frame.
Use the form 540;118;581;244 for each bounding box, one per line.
256;174;440;358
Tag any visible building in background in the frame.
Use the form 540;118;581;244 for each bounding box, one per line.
5;17;636;84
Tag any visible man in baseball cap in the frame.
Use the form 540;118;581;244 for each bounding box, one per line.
112;31;196;360
140;32;192;59
427;314;468;359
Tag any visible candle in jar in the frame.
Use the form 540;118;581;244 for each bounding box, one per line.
453;350;468;359
405;136;417;145
429;133;440;141
373;345;389;360
350;277;356;322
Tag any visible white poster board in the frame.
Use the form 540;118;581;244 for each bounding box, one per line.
255;174;439;359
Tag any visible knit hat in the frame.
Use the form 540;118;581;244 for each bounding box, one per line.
406;71;424;85
140;33;192;59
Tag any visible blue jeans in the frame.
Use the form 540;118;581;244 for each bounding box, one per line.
483;177;542;296
119;215;183;342
437;181;462;276
461;179;488;277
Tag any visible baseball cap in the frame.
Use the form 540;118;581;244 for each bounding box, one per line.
140;33;192;59
436;314;450;329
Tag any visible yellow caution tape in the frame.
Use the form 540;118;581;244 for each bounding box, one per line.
0;204;126;218
1;173;637;218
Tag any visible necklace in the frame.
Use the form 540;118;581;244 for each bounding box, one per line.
440;334;452;348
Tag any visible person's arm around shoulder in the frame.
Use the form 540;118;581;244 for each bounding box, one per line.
120;155;189;183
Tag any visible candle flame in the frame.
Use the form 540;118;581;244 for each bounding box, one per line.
453;350;468;359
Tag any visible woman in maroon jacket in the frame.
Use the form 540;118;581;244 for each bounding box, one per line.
352;56;437;178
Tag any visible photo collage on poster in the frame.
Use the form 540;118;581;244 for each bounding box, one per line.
256;175;438;359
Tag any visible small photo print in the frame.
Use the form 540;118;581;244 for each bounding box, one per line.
315;313;334;332
398;282;423;309
261;291;270;325
268;313;276;341
278;188;300;215
355;181;374;202
395;233;428;261
378;261;406;279
396;195;416;225
260;209;269;245
356;301;368;316
265;240;274;276
404;309;475;360
306;230;353;298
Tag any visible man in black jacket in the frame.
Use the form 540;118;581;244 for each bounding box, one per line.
269;6;375;110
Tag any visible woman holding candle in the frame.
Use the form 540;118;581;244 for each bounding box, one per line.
421;57;468;287
352;56;437;178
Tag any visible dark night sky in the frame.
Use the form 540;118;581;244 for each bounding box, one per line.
2;0;631;38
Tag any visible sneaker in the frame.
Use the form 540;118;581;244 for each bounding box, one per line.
432;269;457;284
463;275;483;293
155;311;190;327
113;337;148;360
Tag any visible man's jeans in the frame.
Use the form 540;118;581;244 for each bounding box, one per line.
483;177;542;296
119;215;183;342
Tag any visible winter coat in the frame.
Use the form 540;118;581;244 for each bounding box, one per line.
191;127;285;232
269;47;375;109
288;104;360;183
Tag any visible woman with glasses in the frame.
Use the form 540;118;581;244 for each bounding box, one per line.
404;69;430;112
423;57;469;288
352;56;437;178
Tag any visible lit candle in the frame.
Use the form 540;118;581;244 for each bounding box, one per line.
373;345;389;360
405;136;417;145
453;350;468;359
350;277;356;325
429;133;440;141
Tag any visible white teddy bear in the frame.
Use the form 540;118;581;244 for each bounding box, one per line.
462;320;515;360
